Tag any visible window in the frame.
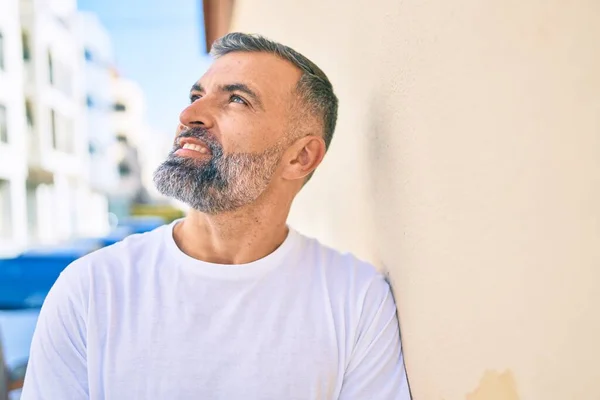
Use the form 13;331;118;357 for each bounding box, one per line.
47;51;73;95
0;104;7;143
63;118;75;153
56;16;69;29
0;31;5;70
47;50;54;85
113;102;127;112
26;182;39;240
50;109;75;153
22;30;31;61
25;99;34;128
118;160;131;177
0;179;12;239
50;109;57;149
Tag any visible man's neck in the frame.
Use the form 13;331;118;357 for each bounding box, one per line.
173;200;291;265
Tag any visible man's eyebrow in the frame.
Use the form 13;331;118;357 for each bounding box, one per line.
190;83;203;93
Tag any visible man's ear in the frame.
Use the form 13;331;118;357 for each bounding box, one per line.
281;135;326;181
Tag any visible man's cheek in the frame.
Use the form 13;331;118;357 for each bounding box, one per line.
174;124;186;143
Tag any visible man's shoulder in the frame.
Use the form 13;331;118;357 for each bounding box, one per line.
295;232;396;336
297;231;390;296
89;225;166;260
62;224;169;279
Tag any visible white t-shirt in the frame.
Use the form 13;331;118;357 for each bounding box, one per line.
22;221;411;399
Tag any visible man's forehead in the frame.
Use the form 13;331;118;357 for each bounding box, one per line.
198;52;301;94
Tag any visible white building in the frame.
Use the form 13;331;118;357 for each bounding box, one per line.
0;0;28;256
140;127;173;201
19;0;109;244
111;76;145;149
108;75;153;219
74;12;120;205
0;0;159;254
111;72;189;214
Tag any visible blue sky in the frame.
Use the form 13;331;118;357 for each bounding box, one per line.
77;0;211;135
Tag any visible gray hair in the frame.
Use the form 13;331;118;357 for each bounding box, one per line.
210;32;338;150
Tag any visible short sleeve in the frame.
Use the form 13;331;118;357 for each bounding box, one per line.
21;261;89;400
339;275;411;399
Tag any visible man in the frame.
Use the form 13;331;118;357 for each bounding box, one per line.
22;33;411;399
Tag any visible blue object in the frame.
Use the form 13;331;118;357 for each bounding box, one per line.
0;217;165;311
0;309;38;373
0;244;95;310
19;242;99;258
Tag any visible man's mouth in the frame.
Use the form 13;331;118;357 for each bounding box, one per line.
181;142;209;154
175;137;213;157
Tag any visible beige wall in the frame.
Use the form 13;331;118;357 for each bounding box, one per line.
232;1;600;398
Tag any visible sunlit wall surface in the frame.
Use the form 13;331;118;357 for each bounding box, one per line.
232;1;600;398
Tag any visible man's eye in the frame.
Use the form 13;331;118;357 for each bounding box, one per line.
190;94;201;103
230;95;247;105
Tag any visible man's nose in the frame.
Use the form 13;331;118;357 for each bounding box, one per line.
179;98;215;129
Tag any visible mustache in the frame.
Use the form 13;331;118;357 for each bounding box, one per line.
174;127;223;155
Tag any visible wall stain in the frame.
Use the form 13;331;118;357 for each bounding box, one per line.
466;370;520;400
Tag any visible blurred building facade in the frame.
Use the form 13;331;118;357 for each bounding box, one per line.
19;0;109;247
0;0;160;255
0;0;28;256
209;1;600;399
75;11;120;205
108;75;150;220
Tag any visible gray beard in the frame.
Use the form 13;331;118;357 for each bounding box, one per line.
153;145;283;214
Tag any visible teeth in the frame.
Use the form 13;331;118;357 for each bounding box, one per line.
182;143;208;153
